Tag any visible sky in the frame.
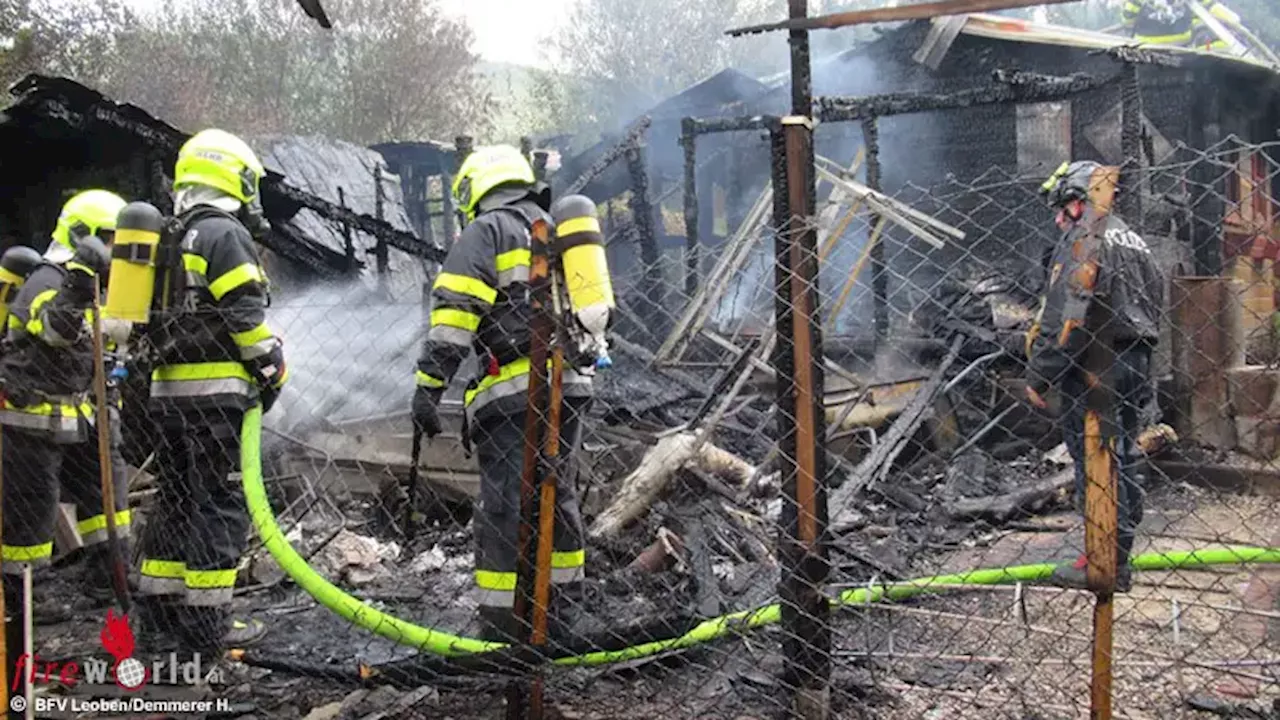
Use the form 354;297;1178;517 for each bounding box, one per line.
120;0;574;69
437;0;573;68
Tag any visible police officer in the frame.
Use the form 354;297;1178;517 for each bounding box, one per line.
1027;161;1165;592
411;145;592;644
135;128;286;653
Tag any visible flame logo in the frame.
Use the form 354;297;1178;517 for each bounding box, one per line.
100;609;149;691
100;609;135;661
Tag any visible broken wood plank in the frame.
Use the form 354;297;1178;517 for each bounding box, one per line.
830;335;964;529
726;0;1079;36
949;426;1176;522
656;184;773;363
587;432;755;541
53;504;82;558
913;14;969;70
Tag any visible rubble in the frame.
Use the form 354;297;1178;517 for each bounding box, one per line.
314;530;402;586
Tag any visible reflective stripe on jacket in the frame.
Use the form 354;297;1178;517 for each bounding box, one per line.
149;207;282;411
415;192;594;421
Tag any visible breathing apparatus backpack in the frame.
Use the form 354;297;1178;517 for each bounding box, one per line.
0;245;47;354
105;202;244;362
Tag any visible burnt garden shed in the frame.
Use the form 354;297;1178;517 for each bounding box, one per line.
0;74;442;289
563;13;1280;352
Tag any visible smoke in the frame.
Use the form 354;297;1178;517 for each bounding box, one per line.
263;280;426;437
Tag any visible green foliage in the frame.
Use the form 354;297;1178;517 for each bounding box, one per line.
0;0;490;145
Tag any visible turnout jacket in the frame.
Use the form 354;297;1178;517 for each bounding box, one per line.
0;261;96;440
1121;0;1230;44
416;194;592;424
1027;213;1163;396
149;207;286;413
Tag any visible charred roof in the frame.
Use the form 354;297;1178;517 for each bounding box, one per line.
0;74;443;280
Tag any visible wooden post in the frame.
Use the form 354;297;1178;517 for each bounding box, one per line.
775;2;830;718
1082;167;1119;720
337;187;355;270
509;218;556;720
1169;277;1244;450
861;116;888;343
374;165;388;294
681;118;700;297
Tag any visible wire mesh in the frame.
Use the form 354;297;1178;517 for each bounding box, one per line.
2;135;1280;719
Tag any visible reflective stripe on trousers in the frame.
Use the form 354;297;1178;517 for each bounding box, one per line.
151;361;255;399
1;543;53;575
139;558;237;605
474;549;586;607
77;510;132;545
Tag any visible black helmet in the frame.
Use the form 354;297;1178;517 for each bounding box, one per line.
1040;161;1103;207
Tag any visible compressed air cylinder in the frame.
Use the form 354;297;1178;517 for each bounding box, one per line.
551;194;615;369
0;246;43;331
105;201;165;324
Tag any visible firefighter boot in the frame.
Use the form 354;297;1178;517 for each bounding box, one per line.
135;594;184;654
546;585;608;656
5;578;28;720
477;606;526;645
176;606;267;656
82;539;134;607
1048;553;1132;592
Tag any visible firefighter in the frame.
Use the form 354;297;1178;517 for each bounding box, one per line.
1120;0;1241;49
0;189;131;705
412;145;592;644
1026;161;1164;592
135;128;286;653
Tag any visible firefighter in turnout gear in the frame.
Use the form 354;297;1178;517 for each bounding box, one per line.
0;189;132;702
135;129;285;653
412;145;592;644
1120;0;1240;49
1026;161;1164;593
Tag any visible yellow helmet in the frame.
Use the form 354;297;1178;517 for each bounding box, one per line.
173;129;265;205
48;189;128;263
451;145;535;222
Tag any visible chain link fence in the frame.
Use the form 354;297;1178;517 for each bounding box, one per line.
4;133;1280;719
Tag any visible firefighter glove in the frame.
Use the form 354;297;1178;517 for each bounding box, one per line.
248;345;287;414
412;386;442;438
63;235;110;304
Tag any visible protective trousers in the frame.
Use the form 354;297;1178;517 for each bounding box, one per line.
472;398;588;642
136;408;247;651
2;410;129;717
1;420;130;576
1061;344;1153;564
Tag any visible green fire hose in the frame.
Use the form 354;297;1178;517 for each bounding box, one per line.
241;406;1280;667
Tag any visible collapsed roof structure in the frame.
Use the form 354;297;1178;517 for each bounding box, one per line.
0;74;442;287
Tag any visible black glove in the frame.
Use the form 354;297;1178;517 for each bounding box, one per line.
412;386;442;438
261;384;281;414
62;235;110;304
248;344;287;414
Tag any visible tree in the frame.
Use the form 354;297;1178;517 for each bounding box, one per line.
96;0;489;144
0;0;133;90
540;0;784;141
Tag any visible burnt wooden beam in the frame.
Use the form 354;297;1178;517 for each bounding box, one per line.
727;0;1080;36
816;71;1113;121
562;116;652;197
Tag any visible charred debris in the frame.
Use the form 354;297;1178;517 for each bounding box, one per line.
15;10;1280;691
